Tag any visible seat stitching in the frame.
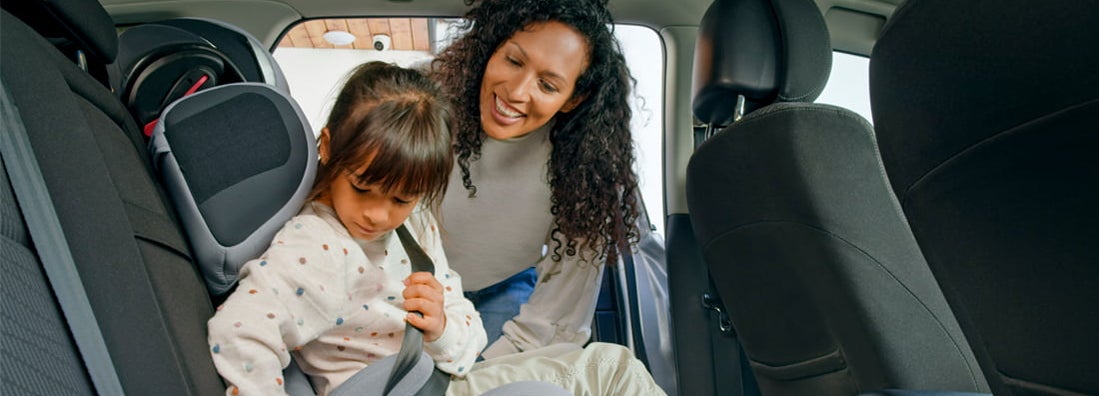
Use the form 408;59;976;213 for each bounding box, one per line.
701;219;981;389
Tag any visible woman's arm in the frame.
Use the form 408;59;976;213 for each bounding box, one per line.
480;243;604;359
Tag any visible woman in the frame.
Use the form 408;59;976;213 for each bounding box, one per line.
431;0;641;359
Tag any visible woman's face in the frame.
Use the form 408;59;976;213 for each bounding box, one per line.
479;21;589;140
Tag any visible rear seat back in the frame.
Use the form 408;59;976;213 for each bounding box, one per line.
0;0;265;393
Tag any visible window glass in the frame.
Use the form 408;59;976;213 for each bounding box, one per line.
615;25;664;236
273;18;666;235
816;51;872;123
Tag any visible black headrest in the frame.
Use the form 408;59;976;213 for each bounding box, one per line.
1;0;118;63
692;0;832;126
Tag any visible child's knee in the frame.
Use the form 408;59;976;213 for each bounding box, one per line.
582;342;634;359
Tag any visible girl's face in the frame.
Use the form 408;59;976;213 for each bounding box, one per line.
322;156;422;241
478;21;589;140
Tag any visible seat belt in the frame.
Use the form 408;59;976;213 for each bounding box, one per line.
0;81;125;394
388;224;450;396
616;194;651;368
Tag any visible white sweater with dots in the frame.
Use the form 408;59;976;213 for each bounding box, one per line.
207;202;486;396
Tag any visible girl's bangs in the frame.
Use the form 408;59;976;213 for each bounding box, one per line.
351;105;451;201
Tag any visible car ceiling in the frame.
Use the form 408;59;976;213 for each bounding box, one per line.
100;0;901;56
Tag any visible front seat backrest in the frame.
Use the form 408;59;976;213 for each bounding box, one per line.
870;0;1099;394
686;0;987;394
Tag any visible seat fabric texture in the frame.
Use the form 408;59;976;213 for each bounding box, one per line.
1;0;226;393
686;0;988;394
871;0;1099;394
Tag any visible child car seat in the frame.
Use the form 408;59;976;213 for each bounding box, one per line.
148;82;316;296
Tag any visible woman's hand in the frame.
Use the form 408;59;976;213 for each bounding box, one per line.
402;271;446;341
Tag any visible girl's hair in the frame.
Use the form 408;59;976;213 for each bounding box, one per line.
310;61;454;211
432;0;640;263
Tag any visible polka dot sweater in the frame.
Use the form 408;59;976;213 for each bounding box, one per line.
207;202;486;396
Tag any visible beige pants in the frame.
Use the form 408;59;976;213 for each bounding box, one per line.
446;342;667;396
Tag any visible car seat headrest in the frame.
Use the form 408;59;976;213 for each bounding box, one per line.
692;0;832;127
1;0;118;63
117;18;290;135
149;83;316;295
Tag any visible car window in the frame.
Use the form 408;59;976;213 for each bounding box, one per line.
273;18;666;235
816;51;872;123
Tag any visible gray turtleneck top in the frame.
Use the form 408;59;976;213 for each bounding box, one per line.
439;123;604;358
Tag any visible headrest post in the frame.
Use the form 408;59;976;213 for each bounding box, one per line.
733;95;746;123
76;50;88;73
704;123;716;141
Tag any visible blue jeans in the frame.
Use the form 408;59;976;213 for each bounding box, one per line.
464;267;537;350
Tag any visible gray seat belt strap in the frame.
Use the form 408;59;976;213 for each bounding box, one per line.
0;80;125;395
390;224;449;396
387;225;431;395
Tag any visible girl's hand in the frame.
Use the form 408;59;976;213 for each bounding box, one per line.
402;271;446;341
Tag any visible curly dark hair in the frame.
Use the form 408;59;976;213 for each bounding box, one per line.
431;0;640;263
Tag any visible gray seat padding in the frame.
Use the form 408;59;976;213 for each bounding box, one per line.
0;150;95;394
1;2;223;393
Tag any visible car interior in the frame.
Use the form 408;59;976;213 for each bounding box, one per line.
687;0;985;394
1;0;1095;395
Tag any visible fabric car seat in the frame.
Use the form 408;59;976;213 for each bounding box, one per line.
123;16;325;394
149;80;320;395
684;0;988;394
870;0;1099;394
0;0;224;393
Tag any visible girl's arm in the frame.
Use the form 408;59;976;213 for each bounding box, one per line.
481;241;604;359
208;266;298;396
410;211;487;377
207;216;343;395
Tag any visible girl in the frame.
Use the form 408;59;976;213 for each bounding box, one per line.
207;61;664;396
430;0;643;358
207;61;483;395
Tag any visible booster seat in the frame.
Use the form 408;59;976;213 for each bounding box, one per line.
149;82;316;296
